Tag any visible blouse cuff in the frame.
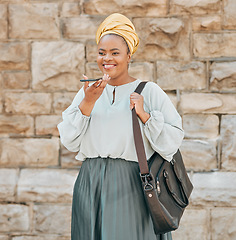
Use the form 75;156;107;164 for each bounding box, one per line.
143;110;164;141
76;105;91;120
144;110;164;128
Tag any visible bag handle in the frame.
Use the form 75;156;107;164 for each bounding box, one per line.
132;82;150;175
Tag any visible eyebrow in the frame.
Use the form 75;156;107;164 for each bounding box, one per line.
99;48;120;51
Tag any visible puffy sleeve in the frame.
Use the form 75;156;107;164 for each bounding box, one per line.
143;83;184;161
57;87;90;152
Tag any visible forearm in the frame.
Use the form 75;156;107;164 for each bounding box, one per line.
79;98;95;117
137;111;150;124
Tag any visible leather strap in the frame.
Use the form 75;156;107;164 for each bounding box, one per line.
132;82;150;174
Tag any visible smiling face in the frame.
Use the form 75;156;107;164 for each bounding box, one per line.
97;34;131;82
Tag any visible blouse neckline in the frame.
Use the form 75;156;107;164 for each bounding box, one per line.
105;79;141;106
107;79;140;89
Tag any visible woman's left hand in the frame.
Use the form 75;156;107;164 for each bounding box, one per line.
130;92;150;124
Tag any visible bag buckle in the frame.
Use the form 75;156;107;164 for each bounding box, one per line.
140;173;154;191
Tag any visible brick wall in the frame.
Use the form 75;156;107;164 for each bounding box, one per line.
0;0;236;239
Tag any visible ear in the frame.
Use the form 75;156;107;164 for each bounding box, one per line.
127;53;131;63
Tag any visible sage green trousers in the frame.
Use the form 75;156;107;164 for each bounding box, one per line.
71;157;172;240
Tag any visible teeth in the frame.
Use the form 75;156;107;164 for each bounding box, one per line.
104;64;115;69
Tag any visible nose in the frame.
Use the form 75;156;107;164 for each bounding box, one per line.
104;53;112;61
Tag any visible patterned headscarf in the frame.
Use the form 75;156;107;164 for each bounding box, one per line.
96;13;139;55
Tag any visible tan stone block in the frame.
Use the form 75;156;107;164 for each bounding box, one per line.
156;61;206;90
180;139;217;171
53;92;77;114
0;72;3;89
0;204;29;232
180;93;236;114
166;93;178;108
17;169;78;202
86;40;98;62
172;209;209;240
193;33;236;58
0;42;29;70
62;16;103;40
0;5;7;39
32;41;85;91
34;205;71;234
183;114;219;138
2;71;31;89
223;0;236;29
12;236;70;240
61;144;82;168
9;3;59;39
133;17;190;61
210;61;236;92
0;236;9;240
0;138;59;167
0;169;18;201
0;92;3;113
36;115;61;136
61;2;80;17
0;115;34;136
5;92;52;114
129;62;154;81
190;172;236;206
170;0;221;14
192;15;221;31
211;208;236;240
221;115;236;171
83;0;167;16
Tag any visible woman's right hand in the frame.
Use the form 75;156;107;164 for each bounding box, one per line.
83;74;110;104
79;74;110;116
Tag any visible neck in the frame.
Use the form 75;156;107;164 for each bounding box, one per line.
108;73;136;86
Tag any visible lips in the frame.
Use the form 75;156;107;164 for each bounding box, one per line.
103;64;116;70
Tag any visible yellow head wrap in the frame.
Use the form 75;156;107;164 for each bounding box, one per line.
96;13;139;55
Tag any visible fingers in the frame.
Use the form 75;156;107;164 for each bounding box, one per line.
102;74;110;81
82;74;89;82
130;94;135;110
130;102;135;110
130;92;143;102
100;74;110;88
93;79;103;88
130;92;141;98
130;92;143;110
82;74;89;91
92;74;110;89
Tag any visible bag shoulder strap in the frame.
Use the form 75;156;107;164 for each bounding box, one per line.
132;81;149;174
134;81;147;94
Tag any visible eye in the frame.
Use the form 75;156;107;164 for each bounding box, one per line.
98;52;105;56
112;52;119;55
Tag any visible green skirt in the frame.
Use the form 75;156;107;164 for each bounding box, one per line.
71;157;172;240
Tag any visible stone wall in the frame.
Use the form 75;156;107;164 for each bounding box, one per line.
0;0;236;239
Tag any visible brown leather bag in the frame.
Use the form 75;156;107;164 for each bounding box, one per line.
132;82;193;235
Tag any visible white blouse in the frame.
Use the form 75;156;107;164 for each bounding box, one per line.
57;79;184;162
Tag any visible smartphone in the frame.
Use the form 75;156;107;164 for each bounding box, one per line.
80;78;101;82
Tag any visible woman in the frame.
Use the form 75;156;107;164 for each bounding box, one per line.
58;13;184;240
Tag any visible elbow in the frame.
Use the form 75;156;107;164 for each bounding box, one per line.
57;123;80;152
158;127;185;162
178;127;185;146
179;127;185;142
60;136;80;153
